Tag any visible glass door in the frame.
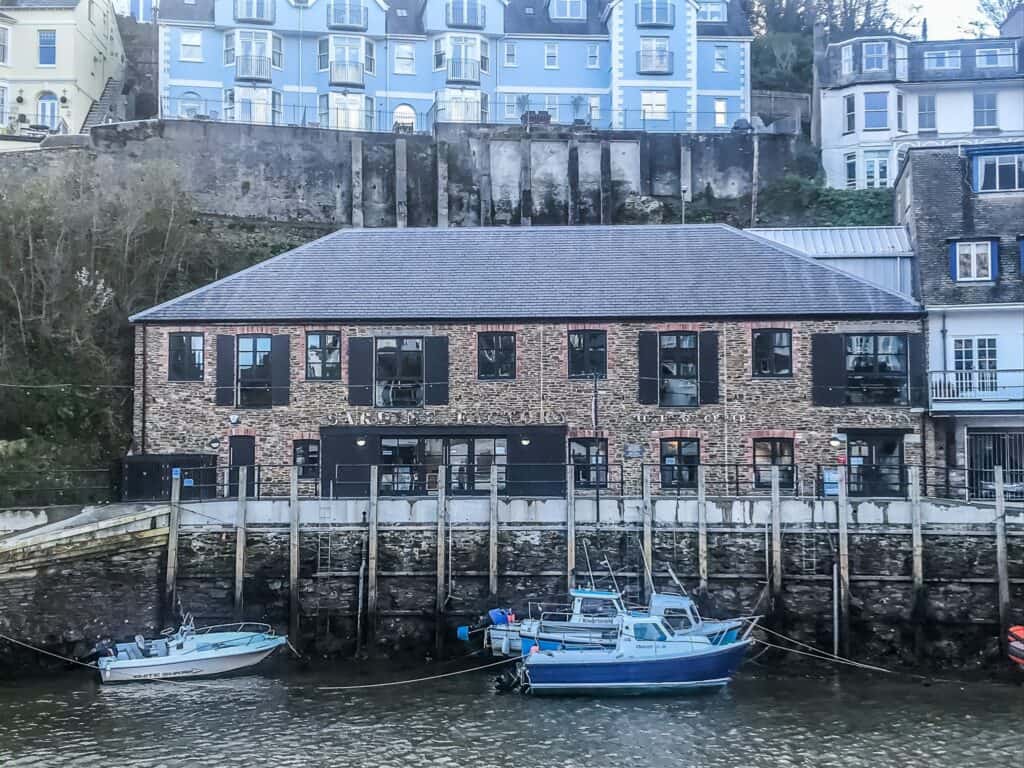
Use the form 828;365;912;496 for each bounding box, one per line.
847;431;904;497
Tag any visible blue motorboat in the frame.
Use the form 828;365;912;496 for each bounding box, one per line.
516;613;756;695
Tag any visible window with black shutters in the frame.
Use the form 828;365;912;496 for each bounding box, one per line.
168;333;204;381
568;330;607;379
293;439;320;480
306;332;341;380
478;332;516;380
845;334;908;405
753;438;794;489
237;335;273;408
570;438;608;489
659;332;699;406
752;329;792;377
660;438;699;489
375;337;424;407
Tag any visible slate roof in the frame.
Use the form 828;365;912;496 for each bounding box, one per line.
386;0;425;35
0;10;14;19
132;224;921;323
696;0;752;38
0;0;79;7
504;0;608;36
157;0;214;22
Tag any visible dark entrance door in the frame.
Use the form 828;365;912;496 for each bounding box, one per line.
967;431;1024;500
846;430;905;497
228;435;256;498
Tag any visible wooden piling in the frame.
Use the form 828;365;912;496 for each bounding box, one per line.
908;465;925;659
288;466;300;647
642;465;653;599
995;466;1010;655
165;473;181;623
234;465;248;620
697;466;708;593
566;464;576;591
488;463;499;596
435;465;447;656
770;466;782;605
837;465;851;657
367;465;379;644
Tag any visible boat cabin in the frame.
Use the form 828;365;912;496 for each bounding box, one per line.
567;589;626;623
647;593;704;632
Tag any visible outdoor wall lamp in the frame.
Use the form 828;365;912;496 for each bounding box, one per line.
228;414;240;425
355;437;367;447
208;438;221;450
520;437;531;447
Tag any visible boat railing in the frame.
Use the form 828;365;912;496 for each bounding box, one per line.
527;601;569;620
191;622;274;636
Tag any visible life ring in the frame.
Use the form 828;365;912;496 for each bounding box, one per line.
1009;625;1024;644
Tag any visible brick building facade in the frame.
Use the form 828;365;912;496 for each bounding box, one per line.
129;224;926;499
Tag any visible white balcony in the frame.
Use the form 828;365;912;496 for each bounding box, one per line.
929;369;1024;412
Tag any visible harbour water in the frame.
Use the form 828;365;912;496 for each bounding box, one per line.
0;663;1020;767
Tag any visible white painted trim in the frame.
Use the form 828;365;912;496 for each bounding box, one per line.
618;78;694;87
696;36;754;42
826;35;909;50
157;20;216;28
376;90;434;99
503;33;609;41
282;84;317;93
495;85;606;94
926;303;1024;312
697;88;743;96
166;78;226;88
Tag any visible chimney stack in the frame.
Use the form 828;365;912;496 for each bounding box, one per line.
922;18;928;41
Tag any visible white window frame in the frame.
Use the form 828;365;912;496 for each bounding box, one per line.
394;43;416;75
544;42;559;69
364;40;375;75
864;150;889;188
544;94;559;121
973;92;997;128
0;25;10;66
896;93;905;132
0;86;7;123
180;32;203;62
272;33;283;69
843;93;855;133
976;48;1013;69
955;241;992;282
863;91;888;130
504;93;517;119
37;29;57;67
924;50;960;70
178;90;204;117
504;41;517;67
434;38;445;71
713;97;727;128
841;45;853;75
589;95;600;121
978;154;1024;192
550;0;585;20
587;43;599;69
713;45;728;72
953;337;998;391
862;42;887;72
224;31;235;65
918;93;936;131
844;152;857;189
641;90;668;121
317;37;329;71
480;39;489;73
272;89;283;124
697;1;726;21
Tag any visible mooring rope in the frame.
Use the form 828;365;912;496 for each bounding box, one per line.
317;656;518;691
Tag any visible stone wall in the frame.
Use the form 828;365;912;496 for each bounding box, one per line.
1;120;808;228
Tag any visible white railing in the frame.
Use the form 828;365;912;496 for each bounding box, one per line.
929;369;1024;402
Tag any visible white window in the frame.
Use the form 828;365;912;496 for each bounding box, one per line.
639;37;670;72
953;338;998;391
272;90;283;124
713;97;728;128
180;31;203;61
504;41;517;67
978;154;1024;192
550;0;584;20
844;93;855;132
896;93;904;131
840;45;852;74
544;94;559;121
589;95;600;121
918;93;936;131
481;40;489;73
845;153;857;189
364;40;375;75
434;38;445;70
179;90;204;117
862;42;887;71
587;43;600;69
318;92;328;125
318;37;329;70
976;48;1014;68
0;26;10;66
504;93;518;118
394;43;415;74
545;43;559;69
272;34;283;68
713;45;728;72
641;90;668;120
955;242;992;281
924;50;960;70
224;88;235;120
974;93;997;128
224;31;235;65
863;91;888;129
393;103;416;129
697;1;726;21
864;150;889;188
0;86;7;124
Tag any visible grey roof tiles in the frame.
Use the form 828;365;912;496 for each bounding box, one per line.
130;224;922;323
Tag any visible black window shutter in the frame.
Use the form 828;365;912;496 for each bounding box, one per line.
638;331;659;404
347;337;373;406
271;334;291;406
424;336;449;405
811;333;846;406
215;334;235;406
907;333;926;408
698;331;719;405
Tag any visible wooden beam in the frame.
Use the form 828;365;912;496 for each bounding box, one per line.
642;464;653;599
995;465;1010;656
837;465;851;657
289;466;300;647
367;465;379;644
164;473;181;624
697;465;708;592
566;464;576;591
435;465;447;656
488;463;498;596
770;465;782;600
908;465;925;660
234;465;248;620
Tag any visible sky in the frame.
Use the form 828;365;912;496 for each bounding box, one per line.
893;0;991;40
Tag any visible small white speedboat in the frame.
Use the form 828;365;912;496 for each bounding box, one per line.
96;615;287;683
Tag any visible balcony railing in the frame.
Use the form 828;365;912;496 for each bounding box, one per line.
636;0;675;26
446;1;485;28
330;62;365;88
447;58;481;84
636;51;673;75
327;0;368;30
929;370;1024;405
235;55;272;82
234;0;275;23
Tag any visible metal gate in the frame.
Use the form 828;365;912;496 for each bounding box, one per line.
967;431;1024;501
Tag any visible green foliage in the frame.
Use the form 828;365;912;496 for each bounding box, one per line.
755;175;894;227
752;32;814;92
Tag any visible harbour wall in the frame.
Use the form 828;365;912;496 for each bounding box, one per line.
1;491;1020;673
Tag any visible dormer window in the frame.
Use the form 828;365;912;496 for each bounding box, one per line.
862;42;888;72
977;48;1014;69
550;0;585;20
697;1;726;21
924;50;960;70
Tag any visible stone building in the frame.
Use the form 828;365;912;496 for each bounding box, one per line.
129;223;926;500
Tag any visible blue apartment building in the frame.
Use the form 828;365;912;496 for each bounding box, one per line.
156;0;751;131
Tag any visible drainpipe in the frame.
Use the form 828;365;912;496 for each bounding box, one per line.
141;325;147;454
940;311;948;372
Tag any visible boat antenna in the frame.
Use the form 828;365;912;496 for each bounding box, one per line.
636;536;655;596
665;564;688;596
582;539;596;589
601;556;620;595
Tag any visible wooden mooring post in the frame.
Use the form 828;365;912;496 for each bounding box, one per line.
642;465;653;599
994;466;1010;655
908;466;925;660
367;466;379;645
566;465;576;591
770;466;783;611
435;465;448;656
837;465;851;657
288;466;300;648
164;473;181;623
488;464;499;597
697;466;708;594
234;465;248;620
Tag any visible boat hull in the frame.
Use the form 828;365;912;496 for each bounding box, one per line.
97;637;286;683
524;640;750;695
488;619;746;656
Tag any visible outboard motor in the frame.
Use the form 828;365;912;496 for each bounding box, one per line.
456;608;515;642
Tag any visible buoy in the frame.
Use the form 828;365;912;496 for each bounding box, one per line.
530;644;539;654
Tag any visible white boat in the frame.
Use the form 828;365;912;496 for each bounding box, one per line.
96;615;287;683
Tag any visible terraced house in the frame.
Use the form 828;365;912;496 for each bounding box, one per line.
127;224;928;502
156;0;751;132
817;10;1024;189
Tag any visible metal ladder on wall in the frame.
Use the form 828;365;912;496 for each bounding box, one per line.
316;498;333;575
799;528;818;576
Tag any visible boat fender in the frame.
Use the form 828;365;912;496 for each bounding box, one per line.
457;626;471;642
488;608;511;626
1009;626;1024;644
529;645;539;654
